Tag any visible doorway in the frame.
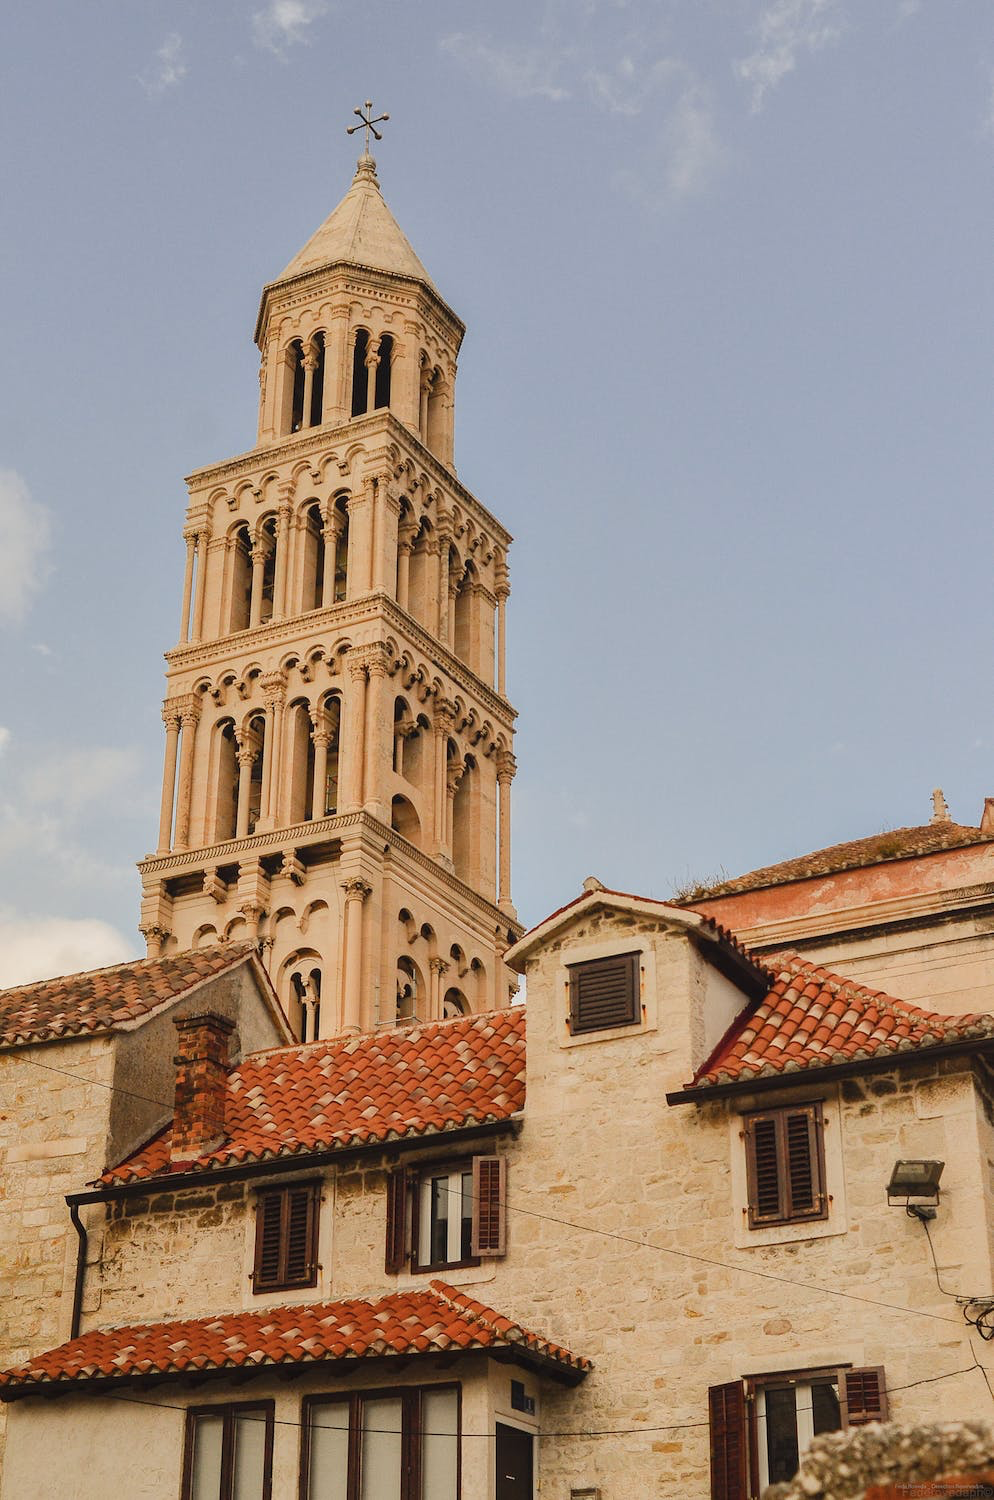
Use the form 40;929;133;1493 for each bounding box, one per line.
496;1422;533;1500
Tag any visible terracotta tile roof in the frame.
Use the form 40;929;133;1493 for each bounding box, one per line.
686;955;994;1090
100;1007;526;1185
682;822;994;900
0;1281;590;1394
0;944;258;1049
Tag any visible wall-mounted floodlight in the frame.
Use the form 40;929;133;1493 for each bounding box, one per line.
887;1159;944;1219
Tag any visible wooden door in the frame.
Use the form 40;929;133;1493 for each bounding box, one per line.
496;1422;533;1500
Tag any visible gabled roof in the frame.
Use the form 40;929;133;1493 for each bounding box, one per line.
0;944;272;1050
99;1007;526;1186
684;821;993;902
278;154;434;286
676;955;994;1097
0;1281;590;1397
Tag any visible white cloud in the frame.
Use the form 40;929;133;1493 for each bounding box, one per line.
0;914;135;988
440;32;571;101
252;1;328;55
20;746;142;819
0;728;9;756
139;32;187;98
736;0;845;113
0;470;51;625
586;55;684;116
661;84;726;199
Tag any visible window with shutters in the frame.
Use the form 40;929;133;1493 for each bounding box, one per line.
566;951;641;1036
385;1156;507;1273
707;1367;887;1498
181;1401;274;1500
301;1384;460;1500
743;1103;827;1229
251;1180;320;1293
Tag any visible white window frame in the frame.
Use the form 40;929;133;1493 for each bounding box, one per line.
755;1374;841;1493
417;1166;474;1268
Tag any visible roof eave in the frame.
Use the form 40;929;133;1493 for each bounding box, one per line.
254;261;465;347
666;1034;994;1106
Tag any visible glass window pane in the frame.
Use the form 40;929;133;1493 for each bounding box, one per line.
430;1176;449;1265
460;1172;474;1261
765;1386;800;1484
360;1396;403;1500
232;1412;267;1500
189;1413;224;1500
811;1379;841;1436
421;1389;458;1500
307;1402;350;1500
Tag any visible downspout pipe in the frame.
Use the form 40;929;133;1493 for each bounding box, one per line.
68;1199;87;1341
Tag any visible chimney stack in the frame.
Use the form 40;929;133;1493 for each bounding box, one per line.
170;1012;235;1163
981;798;994;837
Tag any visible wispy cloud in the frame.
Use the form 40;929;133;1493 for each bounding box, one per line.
586;55;684;116
139;32;187;98
736;0;845;113
0;470;51;625
0;912;135;987
0;728;10;757
21;746;143;818
439;32;571;101
615;77;727;208
252;0;328;56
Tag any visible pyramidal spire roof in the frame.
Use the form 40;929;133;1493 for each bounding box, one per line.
278;153;435;287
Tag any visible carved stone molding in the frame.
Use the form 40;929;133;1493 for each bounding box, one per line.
342;876;373;903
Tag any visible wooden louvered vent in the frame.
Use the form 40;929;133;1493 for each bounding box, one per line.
567;951;641;1035
471;1155;507;1256
744;1103;827;1229
252;1181;320;1292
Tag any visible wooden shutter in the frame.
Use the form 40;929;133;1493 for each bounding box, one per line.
745;1104;827;1228
708;1382;749;1500
568;952;640;1035
471;1155;507;1256
385;1166;409;1274
843;1367;888;1427
253;1190;284;1290
284;1183;318;1285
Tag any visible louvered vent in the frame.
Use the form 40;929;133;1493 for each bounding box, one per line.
568;952;640;1035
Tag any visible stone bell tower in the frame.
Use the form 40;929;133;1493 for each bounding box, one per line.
138;142;520;1040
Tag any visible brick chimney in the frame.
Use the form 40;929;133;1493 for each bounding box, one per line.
981;798;994;836
170;1012;235;1163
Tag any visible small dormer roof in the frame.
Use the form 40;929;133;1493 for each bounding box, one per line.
277;153;435;287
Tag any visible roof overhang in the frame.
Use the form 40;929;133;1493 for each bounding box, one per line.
254;260;465;348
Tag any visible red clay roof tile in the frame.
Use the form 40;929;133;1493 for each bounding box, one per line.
0;1282;589;1392
687;955;994;1089
0;944;258;1049
99;1007;526;1185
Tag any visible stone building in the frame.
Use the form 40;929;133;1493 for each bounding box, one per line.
137;146;521;1040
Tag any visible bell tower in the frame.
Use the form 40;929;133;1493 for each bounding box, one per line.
138;138;520;1040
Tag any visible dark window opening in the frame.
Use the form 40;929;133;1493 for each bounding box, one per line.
351;329;370;417
289;340;305;432
310;332;325;426
375;333;394;409
252;1180;320;1292
386;1157;506;1274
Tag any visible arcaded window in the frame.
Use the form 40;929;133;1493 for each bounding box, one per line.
374;332;393;409
351;328;370;416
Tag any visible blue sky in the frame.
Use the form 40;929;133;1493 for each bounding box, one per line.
1;0;992;982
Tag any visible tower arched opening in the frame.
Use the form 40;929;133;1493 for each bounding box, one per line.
288;339;305;433
452;751;476;880
284;698;315;826
391;795;421;848
228;524;252;634
442;987;468;1019
300;503;326;614
350;329;370;417
396;955;423;1022
284;954;323;1042
212;718;239;842
374;333;394;409
453;561;476;663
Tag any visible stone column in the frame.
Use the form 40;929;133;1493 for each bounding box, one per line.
496;580;510;695
372;481;401;595
432;704;454;858
140;925;169;959
362;645;392;821
419;365;432;441
446;755;465;855
436;534;451;642
396;521;416;611
321;508;343;607
310;716;332;821
157;705;182;852
249;539;267;628
496;749;516;913
447;565;460;651
234;735;259;839
257;672;286;829
301;341;319;430
272;495;293;620
345;490;373;599
260;333;280;439
341;877;372;1033
322;308;349;425
191;528;211;642
172;696;202;851
179;533;197;643
341;655;368;810
428;956;449;1022
365;338;380;416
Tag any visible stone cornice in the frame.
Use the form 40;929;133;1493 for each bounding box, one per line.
184;412;512;549
163;590;516;726
732;881;994;953
254;260;465;349
138;810;521;935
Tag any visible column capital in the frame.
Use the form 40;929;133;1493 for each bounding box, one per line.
429;956;450;978
260;670;287;709
302;344;320;372
446;757;466;796
496;749;517;783
341;876;373;903
280;850;306;885
434;700;457;737
349;642;392;677
166;692;202;728
161;700;183;730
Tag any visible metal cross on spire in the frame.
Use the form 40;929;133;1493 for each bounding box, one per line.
347;100;389;155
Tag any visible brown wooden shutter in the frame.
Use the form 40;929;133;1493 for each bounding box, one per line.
745;1104;827;1228
745;1114;783;1226
284;1183;318;1285
568;952;640;1035
385;1166;409;1274
708;1382;749;1500
471;1155;507;1256
253;1191;283;1290
843;1367;888;1426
